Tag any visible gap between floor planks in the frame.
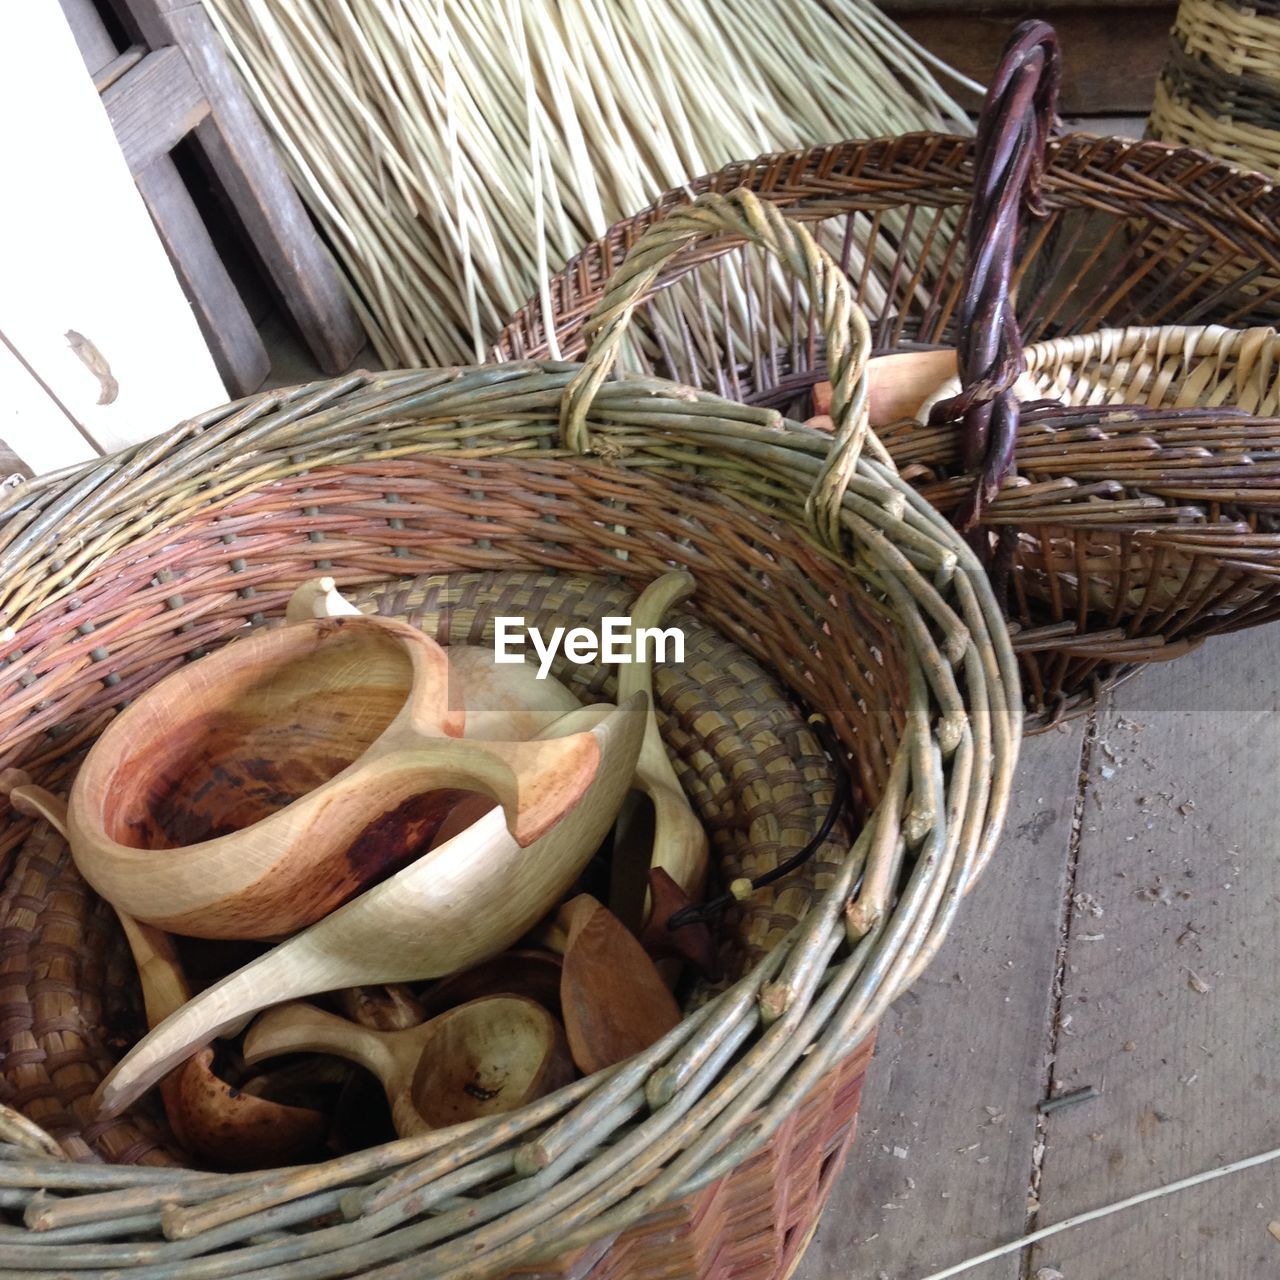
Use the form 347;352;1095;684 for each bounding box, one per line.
799;625;1280;1280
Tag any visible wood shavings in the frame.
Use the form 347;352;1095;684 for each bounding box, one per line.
1185;968;1212;995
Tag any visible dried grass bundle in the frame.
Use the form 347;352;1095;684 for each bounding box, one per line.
201;0;975;366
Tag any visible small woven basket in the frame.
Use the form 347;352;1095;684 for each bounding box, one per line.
1150;0;1280;180
0;194;1018;1278
498;22;1280;727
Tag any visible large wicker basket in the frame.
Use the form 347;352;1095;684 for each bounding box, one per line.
0;194;1018;1278
497;23;1280;728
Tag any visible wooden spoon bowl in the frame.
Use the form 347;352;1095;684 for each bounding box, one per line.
67;584;616;939
410;996;573;1129
244;996;573;1138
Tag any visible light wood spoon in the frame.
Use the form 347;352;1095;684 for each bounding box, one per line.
243;997;573;1137
91;693;645;1118
66;580;611;939
446;645;581;740
808;348;960;429
608;571;707;929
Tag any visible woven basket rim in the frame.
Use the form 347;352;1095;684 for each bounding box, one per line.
493;130;1280;368
0;197;1020;1277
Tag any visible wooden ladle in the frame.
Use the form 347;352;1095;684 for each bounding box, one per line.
0;777;327;1170
91;693;645;1118
65;580;614;939
243;997;573;1137
552;895;681;1075
119;914;330;1170
447;645;581;740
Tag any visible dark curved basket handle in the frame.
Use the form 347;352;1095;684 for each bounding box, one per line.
932;20;1062;531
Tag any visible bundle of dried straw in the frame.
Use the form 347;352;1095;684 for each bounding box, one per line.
201;0;976;366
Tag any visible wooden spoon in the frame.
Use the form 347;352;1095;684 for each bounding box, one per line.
636;867;719;982
243;997;573;1138
336;984;426;1032
0;771;327;1170
808;348;959;429
119;915;329;1170
609;572;708;929
284;583;582;741
553;894;681;1075
446;645;581;740
66;580;612;939
91;694;645;1118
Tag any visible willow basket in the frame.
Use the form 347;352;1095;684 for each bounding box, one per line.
497;24;1280;727
0;191;1018;1279
1150;0;1280;181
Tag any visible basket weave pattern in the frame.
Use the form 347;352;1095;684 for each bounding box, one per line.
497;99;1280;723
0;193;1018;1278
1150;0;1280;179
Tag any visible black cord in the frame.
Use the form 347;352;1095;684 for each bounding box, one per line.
666;716;850;932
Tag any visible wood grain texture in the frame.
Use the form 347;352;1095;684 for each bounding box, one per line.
60;0;266;397
101;46;209;176
135;158;270;396
58;0;117;72
1029;632;1280;1279
125;0;364;374
91;694;646;1117
886;5;1174;115
797;724;1087;1280
244;997;573;1138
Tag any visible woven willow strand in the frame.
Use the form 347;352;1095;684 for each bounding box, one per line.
561;189;891;553
197;0;975;366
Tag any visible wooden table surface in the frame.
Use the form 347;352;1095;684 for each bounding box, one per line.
797;628;1280;1279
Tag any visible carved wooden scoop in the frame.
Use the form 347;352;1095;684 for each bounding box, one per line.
0;778;327;1170
65;579;613;939
243;997;573;1137
91;694;644;1118
119;914;330;1169
607;572;708;929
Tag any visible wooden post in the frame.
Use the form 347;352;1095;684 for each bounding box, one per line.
120;0;365;375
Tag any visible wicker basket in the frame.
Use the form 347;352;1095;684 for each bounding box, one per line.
497;22;1280;727
1150;0;1280;180
0;193;1018;1278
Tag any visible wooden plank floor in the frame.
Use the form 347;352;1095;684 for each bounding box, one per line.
798;628;1280;1280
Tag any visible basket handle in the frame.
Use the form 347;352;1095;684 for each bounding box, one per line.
561;188;891;552
932;20;1061;529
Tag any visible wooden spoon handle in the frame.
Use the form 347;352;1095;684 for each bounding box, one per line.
284;576;363;623
116;913;192;1028
377;730;601;848
610;572;707;916
244;1003;397;1085
0;773;69;839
